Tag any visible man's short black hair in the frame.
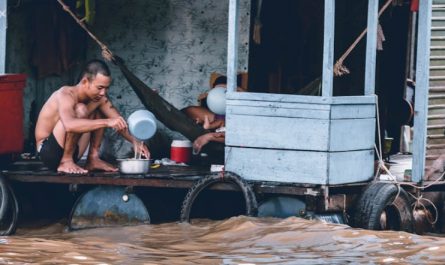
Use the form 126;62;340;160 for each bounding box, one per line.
81;59;111;81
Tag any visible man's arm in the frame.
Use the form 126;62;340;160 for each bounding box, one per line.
99;97;150;157
58;90;127;133
99;97;134;141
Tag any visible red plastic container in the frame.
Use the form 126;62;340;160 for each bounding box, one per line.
171;140;192;164
0;74;27;155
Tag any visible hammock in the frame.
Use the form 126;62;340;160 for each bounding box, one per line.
57;0;224;156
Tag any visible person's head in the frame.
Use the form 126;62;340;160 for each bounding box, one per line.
212;74;246;93
79;59;112;101
213;76;227;88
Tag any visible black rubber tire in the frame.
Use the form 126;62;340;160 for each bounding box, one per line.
352;182;413;232
0;175;10;221
0;183;19;236
180;172;258;223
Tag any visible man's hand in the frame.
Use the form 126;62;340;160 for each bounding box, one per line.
107;117;127;131
133;141;150;159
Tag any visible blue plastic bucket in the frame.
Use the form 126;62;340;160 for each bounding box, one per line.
127;110;157;140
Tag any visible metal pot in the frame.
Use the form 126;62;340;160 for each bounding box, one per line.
117;158;151;174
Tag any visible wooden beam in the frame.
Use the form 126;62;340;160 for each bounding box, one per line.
227;0;239;94
364;0;378;95
322;0;335;97
412;0;432;183
0;0;6;74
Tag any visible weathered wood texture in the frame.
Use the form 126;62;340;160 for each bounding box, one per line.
322;0;335;97
227;0;239;93
364;0;379;95
225;147;374;185
225;94;376;184
2;162;328;195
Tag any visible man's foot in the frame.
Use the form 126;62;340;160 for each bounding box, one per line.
57;160;88;174
85;157;118;172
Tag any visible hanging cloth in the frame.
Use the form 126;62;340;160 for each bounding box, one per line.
29;0;86;78
252;0;263;45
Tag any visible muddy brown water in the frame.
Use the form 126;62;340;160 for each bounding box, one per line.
1;217;445;264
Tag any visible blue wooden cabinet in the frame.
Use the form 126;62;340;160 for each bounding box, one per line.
225;92;376;184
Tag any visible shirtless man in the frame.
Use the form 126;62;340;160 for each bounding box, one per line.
35;59;149;174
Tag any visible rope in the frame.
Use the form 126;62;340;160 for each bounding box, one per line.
58;0;439;225
57;0;114;62
374;94;442;225
410;194;439;225
334;0;393;76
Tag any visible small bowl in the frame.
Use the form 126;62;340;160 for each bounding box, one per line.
117;158;151;174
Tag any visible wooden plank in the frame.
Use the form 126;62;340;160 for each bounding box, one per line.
227;99;376;119
414;0;432;183
364;0;379;95
322;0;335;97
226;111;374;151
227;104;331;120
227;99;331;111
6;174;197;189
328;150;374;184
225;146;329;184
225;114;330;151
225;147;374;185
226;91;377;105
0;0;6;74
330;104;376;119
227;0;239;93
329;118;376;151
253;184;324;196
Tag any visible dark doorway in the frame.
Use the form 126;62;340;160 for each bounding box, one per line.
248;0;324;95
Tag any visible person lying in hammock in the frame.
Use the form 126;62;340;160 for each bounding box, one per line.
182;75;245;154
35;59;149;174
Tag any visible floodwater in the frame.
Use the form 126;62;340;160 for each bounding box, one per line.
1;217;445;264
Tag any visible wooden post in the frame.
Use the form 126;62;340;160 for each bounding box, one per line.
364;0;378;95
412;0;432;183
322;0;335;97
227;0;239;94
0;0;6;74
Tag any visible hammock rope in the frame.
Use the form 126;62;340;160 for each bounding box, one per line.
56;0;222;151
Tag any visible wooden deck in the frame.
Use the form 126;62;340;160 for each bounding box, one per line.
1;160;338;196
2;160;210;189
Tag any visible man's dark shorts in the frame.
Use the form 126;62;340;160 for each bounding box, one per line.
38;133;79;171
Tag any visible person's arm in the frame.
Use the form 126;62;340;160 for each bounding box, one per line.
193;132;225;154
99;97;150;158
58;90;126;133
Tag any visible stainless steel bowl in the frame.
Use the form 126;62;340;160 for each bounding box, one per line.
117;158;151;174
